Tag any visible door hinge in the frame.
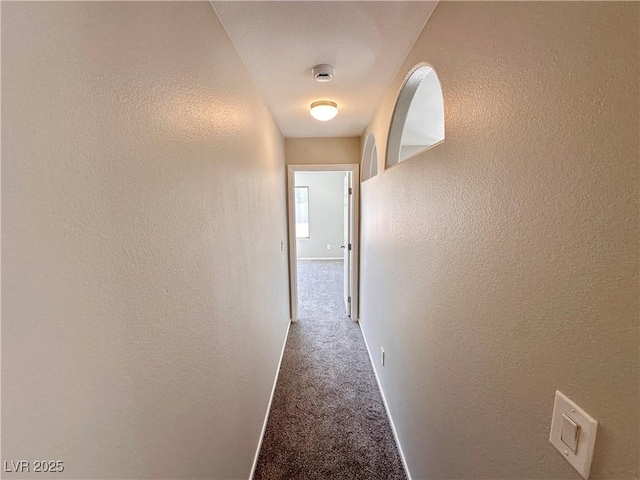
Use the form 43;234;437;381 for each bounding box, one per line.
348;296;351;304
348;243;352;251
348;187;353;195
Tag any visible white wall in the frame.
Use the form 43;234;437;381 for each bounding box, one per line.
360;2;638;479
295;172;345;259
399;145;430;161
2;3;290;479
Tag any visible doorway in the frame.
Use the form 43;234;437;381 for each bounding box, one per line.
287;164;359;323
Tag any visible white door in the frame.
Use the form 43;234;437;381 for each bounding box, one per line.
343;172;352;317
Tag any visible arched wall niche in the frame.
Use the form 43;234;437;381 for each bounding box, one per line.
386;63;445;169
361;133;378;181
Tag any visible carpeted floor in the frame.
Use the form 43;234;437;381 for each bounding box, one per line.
253;260;407;480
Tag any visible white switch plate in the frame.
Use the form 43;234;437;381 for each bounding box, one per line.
549;391;598;479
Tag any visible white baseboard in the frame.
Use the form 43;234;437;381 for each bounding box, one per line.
297;257;343;261
248;319;292;480
360;325;413;480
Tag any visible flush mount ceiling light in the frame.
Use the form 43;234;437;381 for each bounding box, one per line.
310;101;338;121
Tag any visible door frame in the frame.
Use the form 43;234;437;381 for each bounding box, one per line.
287;164;360;323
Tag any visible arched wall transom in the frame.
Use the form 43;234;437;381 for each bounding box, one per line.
386;64;445;168
361;133;378;181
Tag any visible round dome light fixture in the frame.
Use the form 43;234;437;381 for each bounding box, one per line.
310;101;338;121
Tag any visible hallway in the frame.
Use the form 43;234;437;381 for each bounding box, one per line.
3;2;638;479
253;261;406;479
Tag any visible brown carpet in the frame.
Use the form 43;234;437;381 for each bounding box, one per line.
253;260;407;480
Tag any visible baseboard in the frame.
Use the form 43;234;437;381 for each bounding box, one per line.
248;319;292;480
359;325;413;480
297;257;343;261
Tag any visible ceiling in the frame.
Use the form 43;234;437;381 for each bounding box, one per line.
211;1;438;138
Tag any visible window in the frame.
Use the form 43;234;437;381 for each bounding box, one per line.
386;64;444;168
295;187;309;238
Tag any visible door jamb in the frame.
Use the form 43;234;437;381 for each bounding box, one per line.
287;164;360;323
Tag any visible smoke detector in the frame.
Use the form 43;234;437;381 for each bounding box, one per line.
312;64;334;83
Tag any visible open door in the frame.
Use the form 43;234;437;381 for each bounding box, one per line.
287;164;359;323
343;172;352;317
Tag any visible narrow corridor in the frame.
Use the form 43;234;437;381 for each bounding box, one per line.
253;260;406;479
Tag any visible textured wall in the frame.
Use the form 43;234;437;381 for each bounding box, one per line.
359;2;639;479
286;137;360;165
2;2;290;479
295;172;346;259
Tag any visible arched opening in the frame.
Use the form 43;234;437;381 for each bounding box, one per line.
361;133;378;181
386;64;444;168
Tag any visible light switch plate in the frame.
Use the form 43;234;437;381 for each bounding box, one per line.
549;391;598;479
